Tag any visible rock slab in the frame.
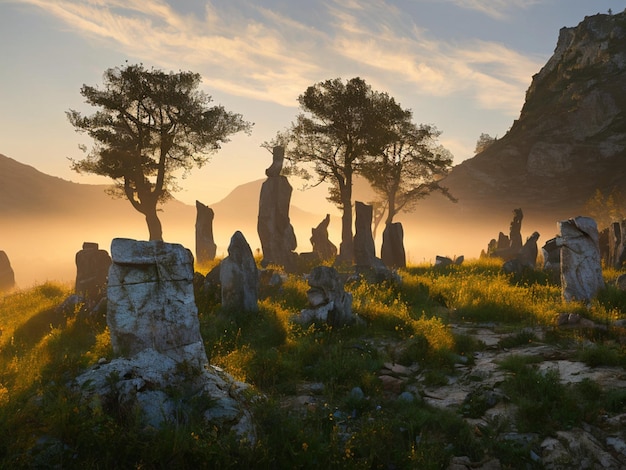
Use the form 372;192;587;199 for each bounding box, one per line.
107;238;207;368
557;217;605;303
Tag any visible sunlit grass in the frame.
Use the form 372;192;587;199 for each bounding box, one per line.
1;260;626;467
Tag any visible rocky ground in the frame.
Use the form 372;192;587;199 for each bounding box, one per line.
282;322;626;469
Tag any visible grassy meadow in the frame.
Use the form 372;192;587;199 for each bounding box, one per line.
1;257;626;468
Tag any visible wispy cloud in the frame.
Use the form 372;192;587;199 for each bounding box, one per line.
445;0;540;20
13;0;542;115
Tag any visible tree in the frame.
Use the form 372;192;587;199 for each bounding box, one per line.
584;188;626;229
67;64;252;241
360;121;455;227
475;133;496;154
273;77;409;261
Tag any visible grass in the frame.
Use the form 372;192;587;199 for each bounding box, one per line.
0;258;625;468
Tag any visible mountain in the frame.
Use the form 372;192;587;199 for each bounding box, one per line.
0;154;327;286
441;11;626;215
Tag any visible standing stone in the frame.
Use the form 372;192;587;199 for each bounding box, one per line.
0;251;15;292
354;201;377;267
295;266;355;327
310;214;337;262
496;232;510;251
257;146;297;271
517;231;540;268
557;217;605;303
220;231;258;312
75;242;111;301
542;237;560;272
608;220;626;269
381;222;406;269
195;201;217;264
509;208;524;251
107;238;207;368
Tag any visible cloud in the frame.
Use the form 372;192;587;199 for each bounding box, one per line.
13;0;542;115
444;0;540;20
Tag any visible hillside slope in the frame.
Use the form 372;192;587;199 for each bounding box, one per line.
440;11;626;215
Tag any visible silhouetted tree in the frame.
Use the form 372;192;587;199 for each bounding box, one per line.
360;122;455;227
270;77;408;262
68;63;251;241
584;188;626;229
475;133;497;154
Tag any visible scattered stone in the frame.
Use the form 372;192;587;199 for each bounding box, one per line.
435;255;463;267
107;238;207;367
195;200;217;264
557;217;604;303
257;146;298;271
75;242;111;301
0;250;15;292
294;266;355;327
310;214;337;262
220;231;259;313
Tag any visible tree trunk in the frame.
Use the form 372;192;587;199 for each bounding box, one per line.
145;205;163;241
337;188;354;263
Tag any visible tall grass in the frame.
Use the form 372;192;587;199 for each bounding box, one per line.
0;260;625;468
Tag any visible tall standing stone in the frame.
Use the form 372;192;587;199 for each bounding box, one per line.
557;217;604;303
257;146;297;271
220;231;259;312
381;222;406;269
354;201;377;267
310;214;337;262
0;250;15;292
75;242;111;301
609;220;626;269
509;208;524;251
195;200;217;264
107;238;207;368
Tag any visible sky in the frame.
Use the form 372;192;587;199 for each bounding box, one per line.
1;0;624;210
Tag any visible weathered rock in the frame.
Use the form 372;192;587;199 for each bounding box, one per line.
557;217;604;303
609;220;626;269
75;242;111;301
220;231;259;312
504;231;540;274
489;209;526;261
257;146;298;271
518;231;540;268
353;201;377;267
107;238;207;368
616;273;626;291
265;144;284;177
310;214;337;262
435;255;463;267
0;250;15;292
73;349;257;443
381;222;406;269
509;208;524;251
295;266;355;327
195;200;217;264
542;237;560;272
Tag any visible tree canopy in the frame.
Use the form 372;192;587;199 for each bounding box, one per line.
360;122;455;227
274;77;409;261
67;63;252;241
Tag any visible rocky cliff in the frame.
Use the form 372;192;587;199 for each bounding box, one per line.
443;11;626;215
